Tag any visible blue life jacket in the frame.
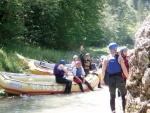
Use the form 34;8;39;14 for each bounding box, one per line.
107;54;122;74
76;68;82;77
54;64;65;78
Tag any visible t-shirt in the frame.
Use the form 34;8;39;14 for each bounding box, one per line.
71;61;76;69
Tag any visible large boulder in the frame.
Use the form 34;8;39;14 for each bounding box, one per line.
126;16;150;113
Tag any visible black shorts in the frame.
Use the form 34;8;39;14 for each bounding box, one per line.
56;77;71;84
108;73;126;96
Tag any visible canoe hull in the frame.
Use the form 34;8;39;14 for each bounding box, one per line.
0;72;99;95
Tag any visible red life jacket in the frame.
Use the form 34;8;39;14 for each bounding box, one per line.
122;56;129;79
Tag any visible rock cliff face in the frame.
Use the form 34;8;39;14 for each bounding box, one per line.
126;16;150;113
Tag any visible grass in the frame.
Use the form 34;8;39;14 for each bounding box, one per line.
0;40;134;73
0;40;135;73
0;42;110;73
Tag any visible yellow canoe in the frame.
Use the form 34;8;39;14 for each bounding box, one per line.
28;61;102;81
0;71;99;95
17;54;101;79
28;60;73;75
16;53;34;65
28;61;54;75
17;54;71;73
17;53;71;68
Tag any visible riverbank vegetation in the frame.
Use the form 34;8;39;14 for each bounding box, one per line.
0;0;149;72
0;41;109;73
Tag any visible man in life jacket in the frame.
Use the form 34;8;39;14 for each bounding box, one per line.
80;45;102;88
72;61;94;92
54;60;72;94
79;45;92;76
101;43;128;113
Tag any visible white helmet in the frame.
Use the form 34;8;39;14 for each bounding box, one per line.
73;55;78;59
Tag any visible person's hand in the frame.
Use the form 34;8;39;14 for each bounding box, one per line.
83;78;86;83
80;45;84;51
92;70;96;74
92;72;95;76
101;80;105;85
65;74;69;77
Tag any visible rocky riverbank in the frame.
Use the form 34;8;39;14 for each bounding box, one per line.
126;15;150;113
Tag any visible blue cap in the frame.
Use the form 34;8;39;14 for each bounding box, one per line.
60;60;66;65
120;47;128;52
108;43;118;50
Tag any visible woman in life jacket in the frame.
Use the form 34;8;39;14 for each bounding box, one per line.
120;47;129;83
101;43;128;113
71;55;78;70
54;60;72;94
72;61;93;92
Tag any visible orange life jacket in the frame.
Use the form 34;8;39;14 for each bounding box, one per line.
122;56;129;79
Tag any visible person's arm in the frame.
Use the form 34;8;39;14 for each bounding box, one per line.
81;67;86;76
80;46;85;67
118;56;128;78
89;62;92;70
72;67;76;76
71;61;74;68
81;67;86;83
101;58;108;85
61;65;69;76
71;61;76;70
80;53;85;66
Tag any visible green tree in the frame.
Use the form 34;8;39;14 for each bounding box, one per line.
0;0;24;42
100;0;150;47
22;0;105;50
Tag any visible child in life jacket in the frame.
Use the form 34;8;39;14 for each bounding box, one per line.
72;61;93;92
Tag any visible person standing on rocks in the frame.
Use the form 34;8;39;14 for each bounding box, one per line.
101;43;129;113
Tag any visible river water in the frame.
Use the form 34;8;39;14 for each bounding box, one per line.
0;86;123;113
